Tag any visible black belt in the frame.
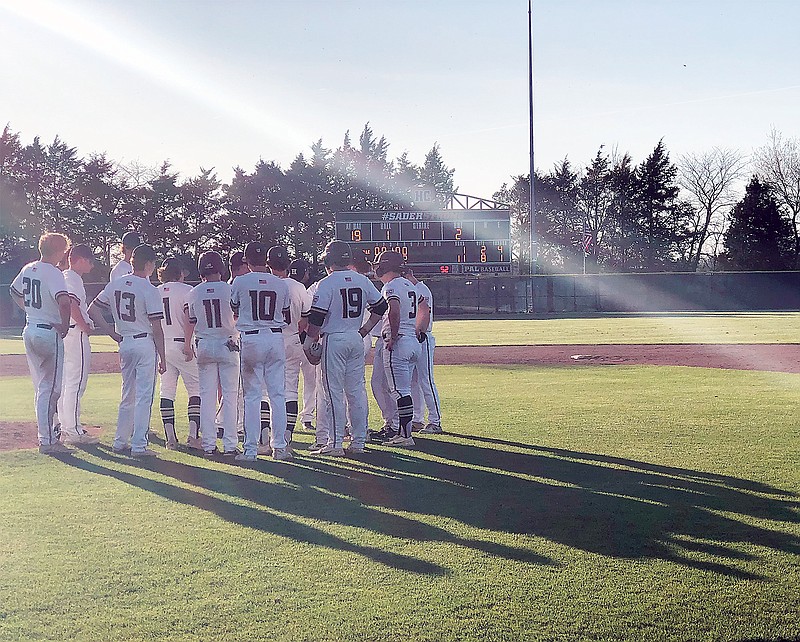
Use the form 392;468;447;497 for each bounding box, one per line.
173;338;185;342
123;333;149;340
243;328;282;335
69;324;76;329
36;323;53;330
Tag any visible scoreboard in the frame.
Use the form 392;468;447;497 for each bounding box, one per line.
335;210;512;275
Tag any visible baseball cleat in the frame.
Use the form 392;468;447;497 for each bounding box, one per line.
345;445;366;455
165;438;179;450
306;442;327;450
410;421;425;433
257;444;273;456
385;436;415;447
310;445;345;457
131;448;159;458
301;421;315;432
418;424;444;434
235;453;257;462
111;444;131;454
186;436;203;450
222;448;242;457
272;447;293;461
39;442;74;455
63;433;100;445
203;448;219;457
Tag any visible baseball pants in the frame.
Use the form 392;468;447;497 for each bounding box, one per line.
114;336;157;453
411;333;441;426
160;340;200;399
370;339;398;432
196;337;240;452
57;327;91;439
23;324;64;446
240;331;287;456
320;331;369;449
382;334;420;438
299;354;317;424
313;363;329;446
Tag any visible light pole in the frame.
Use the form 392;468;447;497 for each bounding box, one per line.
528;0;536;276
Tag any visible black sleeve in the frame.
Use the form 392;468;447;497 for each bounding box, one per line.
368;297;388;316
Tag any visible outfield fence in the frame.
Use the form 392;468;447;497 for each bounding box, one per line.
2;271;800;328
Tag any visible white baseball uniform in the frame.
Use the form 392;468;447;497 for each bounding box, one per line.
186;280;239;452
56;268;94;439
299;282;319;427
309;270;385;449
93;275;163;453
411;280;441;426
231;271;290;457
380;277;423;438
10;261;69;446
109;260;132;282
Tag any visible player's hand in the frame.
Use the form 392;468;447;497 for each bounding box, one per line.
158;359;167;375
386;335;397;352
55;323;69;339
110;331;123;344
183;344;195;361
416;331;427;343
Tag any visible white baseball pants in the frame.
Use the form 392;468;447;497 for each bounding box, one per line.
411;333;441;426
114;336;157;452
299;354;317;423
196;337;240;452
23;324;64;446
57;327;91;438
284;334;302;403
160;340;200;399
320;331;369;449
370;340;398;432
240;331;287;456
382;334;420;399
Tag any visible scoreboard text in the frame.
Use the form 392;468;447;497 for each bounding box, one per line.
335;210;512;275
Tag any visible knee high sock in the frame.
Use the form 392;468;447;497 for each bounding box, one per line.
160;398;177;442
398;395;413;438
260;401;270;445
285;401;298;445
188;395;201;440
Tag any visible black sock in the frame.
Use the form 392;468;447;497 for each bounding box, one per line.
398;395;413;438
285;401;298;445
160;398;177;442
188;395;201;440
260;401;270;445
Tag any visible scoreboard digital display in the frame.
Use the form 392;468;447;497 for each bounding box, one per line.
335;210;512;275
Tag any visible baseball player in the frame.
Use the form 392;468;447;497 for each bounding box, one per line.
267;246;311;452
373;250;422;447
301;275;329;451
290;258;317;432
184;252;240;455
56;244;100;445
230;241;291;462
305;241;387;456
109;231;141;281
10;233;76;454
213;250;249;440
89;244;167;457
157;258;201;450
405;269;443;434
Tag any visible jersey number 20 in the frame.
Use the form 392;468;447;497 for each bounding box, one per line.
21;277;42;309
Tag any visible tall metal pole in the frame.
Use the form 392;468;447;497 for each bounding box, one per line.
528;0;536;275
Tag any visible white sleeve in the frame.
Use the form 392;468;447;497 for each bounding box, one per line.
145;285;164;320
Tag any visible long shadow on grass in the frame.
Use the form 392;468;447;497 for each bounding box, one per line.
81;446;553;569
60;453;447;576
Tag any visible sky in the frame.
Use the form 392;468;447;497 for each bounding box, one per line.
1;0;799;200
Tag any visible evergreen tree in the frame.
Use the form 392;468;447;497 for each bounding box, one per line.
722;177;794;270
419;143;455;208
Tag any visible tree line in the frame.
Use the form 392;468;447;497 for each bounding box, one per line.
1;122;799;278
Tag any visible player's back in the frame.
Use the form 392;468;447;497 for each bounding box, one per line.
282;276;310;335
231;271;289;332
187;281;236;339
158;281;192;340
381;276;420;336
311;270;381;335
99;274;162;336
11;261;67;327
415;280;434;333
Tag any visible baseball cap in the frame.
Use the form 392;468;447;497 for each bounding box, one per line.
289;258;310;280
229;251;246;271
198;251;225;276
121;231;141;249
267;245;291;271
373;249;404;276
244;241;267;266
321;240;352;267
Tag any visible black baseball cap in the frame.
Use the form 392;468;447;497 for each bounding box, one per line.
267;245;290;271
131;244;157;269
244;241;267;266
289;258;310;280
229;251;246;271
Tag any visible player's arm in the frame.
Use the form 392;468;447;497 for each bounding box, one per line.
87;296;122;343
359;296;388;338
9;286;25;311
306;284;332;341
70;296;93;334
182;301;196;361
151;317;167;374
55;292;72;338
386;298;401;352
416;296;431;340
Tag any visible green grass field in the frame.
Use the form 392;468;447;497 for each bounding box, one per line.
1;362;799;641
2;312;800;355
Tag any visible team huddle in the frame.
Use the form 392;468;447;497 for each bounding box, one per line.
10;232;442;460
